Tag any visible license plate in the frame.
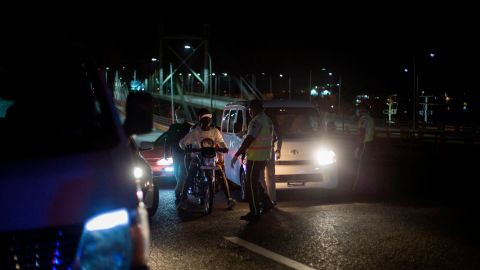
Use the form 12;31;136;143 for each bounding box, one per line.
287;181;305;187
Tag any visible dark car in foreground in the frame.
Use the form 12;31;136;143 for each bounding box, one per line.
0;41;153;270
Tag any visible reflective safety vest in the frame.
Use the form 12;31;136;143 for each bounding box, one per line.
246;112;273;161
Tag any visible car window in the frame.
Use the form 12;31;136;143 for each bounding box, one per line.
265;107;321;138
227;110;237;133
221;110;230;132
0;45;118;160
154;132;168;147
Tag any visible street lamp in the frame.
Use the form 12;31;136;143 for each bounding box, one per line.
184;45;191;50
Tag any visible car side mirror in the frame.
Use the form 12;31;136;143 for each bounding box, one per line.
139;141;154;151
123;92;154;136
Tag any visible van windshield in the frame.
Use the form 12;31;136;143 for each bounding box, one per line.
265;107;321;138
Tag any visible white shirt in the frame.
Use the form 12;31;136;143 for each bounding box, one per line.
179;126;226;150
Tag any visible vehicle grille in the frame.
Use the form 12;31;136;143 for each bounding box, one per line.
275;174;323;182
0;224;83;270
275;160;312;166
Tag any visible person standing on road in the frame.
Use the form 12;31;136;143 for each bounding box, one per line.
262;113;282;206
165;108;192;198
353;103;375;192
231;99;274;221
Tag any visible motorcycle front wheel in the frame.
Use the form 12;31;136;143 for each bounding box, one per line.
203;178;214;215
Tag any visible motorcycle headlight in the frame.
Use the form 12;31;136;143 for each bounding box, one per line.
203;157;215;167
75;207;150;270
156;157;173;166
314;149;336;166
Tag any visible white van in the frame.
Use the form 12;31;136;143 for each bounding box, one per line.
222;100;340;198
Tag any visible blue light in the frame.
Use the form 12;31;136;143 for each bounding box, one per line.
85;209;129;231
165;166;174;172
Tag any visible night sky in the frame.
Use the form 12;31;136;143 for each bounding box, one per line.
3;13;478;99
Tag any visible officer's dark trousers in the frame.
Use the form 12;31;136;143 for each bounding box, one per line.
246;160;272;215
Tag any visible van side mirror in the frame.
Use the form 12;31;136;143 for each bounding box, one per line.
123;92;154;136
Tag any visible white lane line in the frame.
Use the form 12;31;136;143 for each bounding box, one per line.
224;236;317;270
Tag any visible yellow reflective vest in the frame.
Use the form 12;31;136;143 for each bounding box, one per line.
246;112;274;161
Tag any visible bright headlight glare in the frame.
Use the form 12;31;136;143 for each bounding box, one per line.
85;209;129;232
315;149;336;165
77;208;150;269
77;209;133;269
156;157;173;166
133;167;143;179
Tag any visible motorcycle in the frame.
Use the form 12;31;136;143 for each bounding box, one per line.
177;138;228;215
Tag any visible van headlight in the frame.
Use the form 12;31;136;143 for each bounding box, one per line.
75;207;150;270
314;149;336;166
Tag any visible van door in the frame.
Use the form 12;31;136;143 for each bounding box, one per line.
222;108;245;185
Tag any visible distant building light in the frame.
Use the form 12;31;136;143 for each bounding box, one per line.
310;89;319;97
321;90;331;96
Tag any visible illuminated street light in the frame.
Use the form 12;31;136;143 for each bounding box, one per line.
430;53;435;58
328;72;333;76
184;45;191;49
151;58;157;62
222;73;228;76
279;74;284;78
404;68;409;73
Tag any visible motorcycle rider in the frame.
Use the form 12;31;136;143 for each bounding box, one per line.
178;108;235;210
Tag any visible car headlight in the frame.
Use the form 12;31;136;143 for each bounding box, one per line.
75;207;150;270
314;149;336;166
133;167;144;179
156;157;173;166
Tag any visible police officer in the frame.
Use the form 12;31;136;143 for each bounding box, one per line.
353;103;375;192
262;113;282;206
231;99;274;221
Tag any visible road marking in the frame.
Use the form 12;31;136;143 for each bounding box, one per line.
224;236;317;270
